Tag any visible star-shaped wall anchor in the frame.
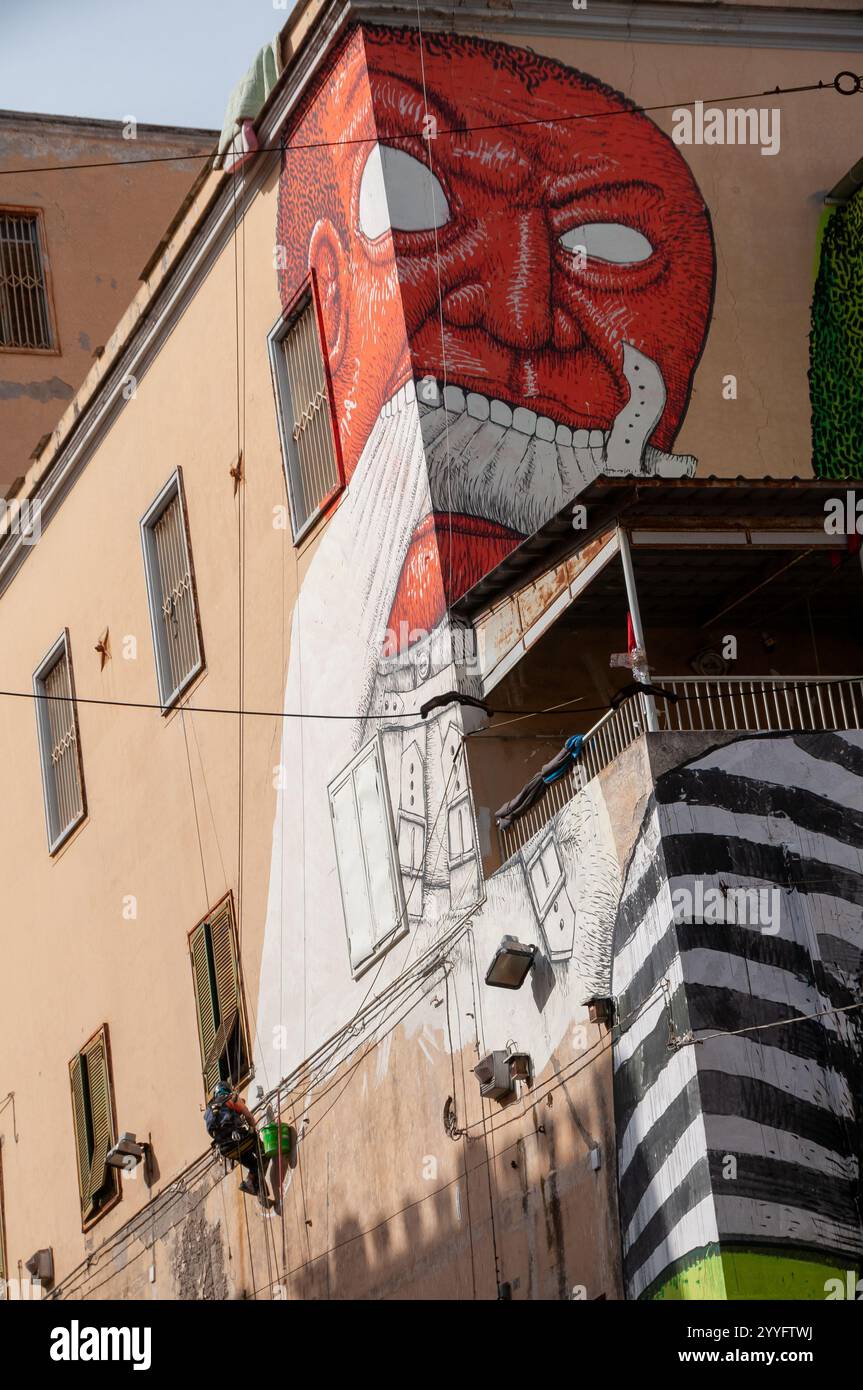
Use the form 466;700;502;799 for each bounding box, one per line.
95;628;110;670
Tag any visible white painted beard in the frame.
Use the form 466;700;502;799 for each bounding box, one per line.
416;342;697;537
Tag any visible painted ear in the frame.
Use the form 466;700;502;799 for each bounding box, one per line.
308;218;348;377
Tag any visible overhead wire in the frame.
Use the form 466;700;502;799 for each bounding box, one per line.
0;74;853;178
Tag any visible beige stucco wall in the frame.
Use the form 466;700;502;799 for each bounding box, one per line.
0;114;216;491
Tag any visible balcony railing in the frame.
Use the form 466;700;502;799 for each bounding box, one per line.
498;675;863;863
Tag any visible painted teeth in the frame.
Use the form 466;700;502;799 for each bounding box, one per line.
400;378;607;445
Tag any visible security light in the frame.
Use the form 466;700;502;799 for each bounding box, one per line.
106;1132;149;1171
485;936;537;989
25;1248;54;1285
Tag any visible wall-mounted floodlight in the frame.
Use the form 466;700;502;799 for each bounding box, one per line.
25;1247;54;1286
485;936;537;990
107;1132;149;1171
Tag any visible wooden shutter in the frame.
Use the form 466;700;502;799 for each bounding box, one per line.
69;1029;115;1224
190;921;220;1094
83;1034;111;1204
208;901;240;1071
0;1151;7;1288
69;1052;93;1219
190;899;247;1095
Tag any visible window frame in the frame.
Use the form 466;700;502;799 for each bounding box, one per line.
0;205;59;355
188;893;251;1099
267;271;345;545
68;1025;121;1233
140;467;205;712
33;629;87;854
328;733;409;980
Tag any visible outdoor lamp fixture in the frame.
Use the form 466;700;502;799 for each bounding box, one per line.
25;1248;54;1287
485;935;538;990
106;1132;149;1171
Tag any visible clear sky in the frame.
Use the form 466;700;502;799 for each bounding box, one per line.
1;0;297;130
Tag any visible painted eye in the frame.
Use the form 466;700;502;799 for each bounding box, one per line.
359;144;451;240
559;223;654;265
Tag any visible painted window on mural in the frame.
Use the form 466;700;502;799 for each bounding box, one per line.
33;630;86;853
69;1027;120;1228
0;209;53;350
268;281;343;543
329;735;407;977
140;470;204;709
189;896;250;1096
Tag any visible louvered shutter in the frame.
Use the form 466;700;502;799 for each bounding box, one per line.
190;922;220;1094
209;902;240;1073
84;1035;111;1204
69;1053;93;1219
0;1156;6;1286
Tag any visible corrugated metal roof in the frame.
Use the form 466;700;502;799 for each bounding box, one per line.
453;477;849;618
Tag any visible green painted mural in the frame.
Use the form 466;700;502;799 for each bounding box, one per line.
810;187;863;479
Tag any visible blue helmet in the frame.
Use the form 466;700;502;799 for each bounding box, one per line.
211;1081;232;1103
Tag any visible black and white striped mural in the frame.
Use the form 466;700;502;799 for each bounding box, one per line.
612;732;863;1300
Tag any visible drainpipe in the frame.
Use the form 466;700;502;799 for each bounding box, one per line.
617;526;658;733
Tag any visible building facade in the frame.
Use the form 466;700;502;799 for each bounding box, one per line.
0;0;861;1302
0;110;217;494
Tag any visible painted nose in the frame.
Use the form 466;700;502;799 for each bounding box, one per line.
443;209;553;350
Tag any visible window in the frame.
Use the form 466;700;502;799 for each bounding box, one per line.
33;631;86;852
0;209;54;350
268;278;344;542
69;1027;120;1229
329;734;408;977
140;470;204;708
189;895;250;1096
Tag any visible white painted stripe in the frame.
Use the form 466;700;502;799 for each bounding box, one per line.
703;1113;858;1183
618;1030;854;1181
688;733;863;816
628;1194;862;1298
660;799;863;878
682;948;842;1034
713;1195;863;1258
624;1113;708;1255
618;1045;698;1179
628;1194;719;1299
613;879;676;999
614;955;683;1072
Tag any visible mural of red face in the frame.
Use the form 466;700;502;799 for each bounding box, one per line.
278;28;714;639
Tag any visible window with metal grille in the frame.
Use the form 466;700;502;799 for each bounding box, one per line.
33;631;86;853
268;282;343;542
69;1027;120;1229
141;470;204;708
0;210;53;350
189;896;250;1097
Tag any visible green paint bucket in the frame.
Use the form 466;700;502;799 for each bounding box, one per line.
260;1123;291;1158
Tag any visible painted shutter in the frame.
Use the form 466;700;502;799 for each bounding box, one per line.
0;1155;6;1286
84;1034;111;1204
69;1053;93;1219
190;922;219;1094
204;906;239;1078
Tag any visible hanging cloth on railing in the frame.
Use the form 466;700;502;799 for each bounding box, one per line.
495;735;584;831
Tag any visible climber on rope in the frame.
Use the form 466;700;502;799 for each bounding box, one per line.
204;1080;268;1202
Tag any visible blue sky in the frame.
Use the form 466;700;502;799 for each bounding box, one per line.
2;0;296;130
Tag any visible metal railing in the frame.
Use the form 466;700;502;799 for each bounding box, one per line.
652;675;863;735
497;675;863;863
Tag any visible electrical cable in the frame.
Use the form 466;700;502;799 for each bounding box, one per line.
2;675;858;723
0;75;854;178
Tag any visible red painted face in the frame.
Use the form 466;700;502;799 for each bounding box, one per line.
278;29;714;640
